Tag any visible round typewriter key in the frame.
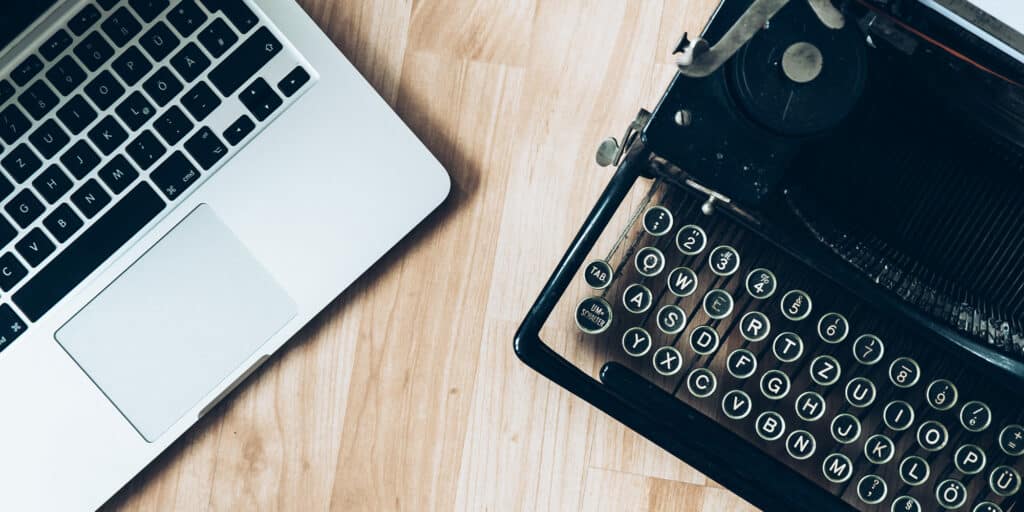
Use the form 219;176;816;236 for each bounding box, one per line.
936;479;967;510
973;502;1002;512
785;430;816;460
622;283;653;314
898;456;930;486
656;305;687;335
852;334;884;365
745;268;777;299
688;325;720;355
755;411;786;441
621;327;652;358
708;245;740;276
882;400;915;431
739;311;770;342
926;379;958;411
675;224;707;255
844;377;876;408
888;357;921;388
642;206;673;236
953;444;987;475
795;391;826;422
998;424;1024;456
635;246;665;277
666;266;698;297
702;288;734;319
990;465;1022;497
916;420;949;452
686;367;717;398
817;312;849;344
721;389;752;420
809;354;841;386
960;401;992;432
726;348;757;379
575;297;613;334
771;332;803;363
891;496;921;512
780;289;812;321
652;346;683;376
759;370;790;400
864;434;895;465
822;453;854;483
831;413;861;444
583;260;613;289
857;474;887;505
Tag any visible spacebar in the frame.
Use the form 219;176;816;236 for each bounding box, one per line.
14;183;166;322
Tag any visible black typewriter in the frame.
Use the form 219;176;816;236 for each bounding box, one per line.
516;0;1024;511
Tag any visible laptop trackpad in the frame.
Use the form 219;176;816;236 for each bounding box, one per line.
56;205;296;441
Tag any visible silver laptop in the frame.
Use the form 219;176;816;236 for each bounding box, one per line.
0;0;449;509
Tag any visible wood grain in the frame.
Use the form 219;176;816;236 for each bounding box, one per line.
103;0;757;510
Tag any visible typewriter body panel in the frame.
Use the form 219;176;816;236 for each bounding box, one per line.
516;1;1024;511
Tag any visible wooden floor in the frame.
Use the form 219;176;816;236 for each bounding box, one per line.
104;0;758;510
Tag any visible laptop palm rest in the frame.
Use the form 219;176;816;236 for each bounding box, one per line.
55;205;296;442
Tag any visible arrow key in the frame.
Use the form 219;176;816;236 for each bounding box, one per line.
223;115;255;146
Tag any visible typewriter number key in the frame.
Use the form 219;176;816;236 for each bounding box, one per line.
780;289;812;321
852;334;884;365
745;268;776;299
891;496;921;512
583;260;613;289
822;453;853;483
652;346;683;376
688;325;720;355
817;312;849;344
899;455;930;486
722;389;752;420
686;367;716;398
926;379;958;411
656;305;687;334
642;206;672;236
708;245;740;276
702;289;734;319
960;401;992;432
634;246;665;277
785;430;815;460
772;332;803;363
666;266;698;297
621;327;652;357
953;444;987;475
675;224;707;255
622;284;653;314
889;357;921;388
575;297;612;334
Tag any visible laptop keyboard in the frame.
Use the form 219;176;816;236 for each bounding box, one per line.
0;0;316;350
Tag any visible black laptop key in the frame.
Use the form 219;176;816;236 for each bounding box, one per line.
0;104;31;145
0;213;16;249
98;0;120;10
209;27;282;96
14;183;166;321
0;175;12;208
115;91;156;131
32;165;74;204
98;155;139;194
170;42;211;82
223;114;254;145
74;32;116;71
45;55;87;96
184;127;226;169
0;253;27;291
87;116;129;155
0;80;14;106
129;0;171;22
5;189;46;228
39;30;73;62
0;305;26;352
11;55;44;87
125;130;166;169
15;228;56;268
56;95;98;135
60;140;101;179
111;46;153;86
28;119;71;159
140;22;180;62
101;7;143;47
181;82;220;121
278;66;309;97
220;0;258;34
68;4;102;36
18;81;59;120
239;77;281;121
198;18;238;58
84;70;127;111
168;0;208;37
151;151;200;200
43;203;84;243
71;178;112;218
1;144;42;183
143;67;183;106
154;105;194;145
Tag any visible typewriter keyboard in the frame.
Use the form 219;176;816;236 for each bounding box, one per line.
568;181;1023;512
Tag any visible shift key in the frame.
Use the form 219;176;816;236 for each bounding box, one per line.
208;26;282;96
151;151;201;200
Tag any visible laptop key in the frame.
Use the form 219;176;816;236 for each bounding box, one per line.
239;77;281;121
39;30;73;61
0;304;27;352
151;151;200;200
56;95;98;135
125;130;166;169
18;81;59;120
223;115;254;145
5;189;46;228
15;228;56;268
170;42;211;82
129;0;171;23
143;67;184;106
101;7;143;47
87;115;129;155
184;127;227;169
71;179;112;219
198;18;238;58
43;203;84;243
28;119;71;159
32;165;74;204
140;22;181;62
167;0;208;37
14;183;166;321
45;55;88;96
115;91;156;130
86;70;127;111
0;105;32;145
111;46;154;86
98;0;120;10
181;82;220;121
98;155;139;194
0;80;14;105
1;144;43;183
154;105;194;145
209;27;282;96
0;215;16;248
68;4;102;36
278;66;310;97
74;32;116;72
221;0;258;34
0;253;27;291
11;56;44;87
60;140;101;179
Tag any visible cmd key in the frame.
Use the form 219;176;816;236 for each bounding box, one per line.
208;27;282;96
